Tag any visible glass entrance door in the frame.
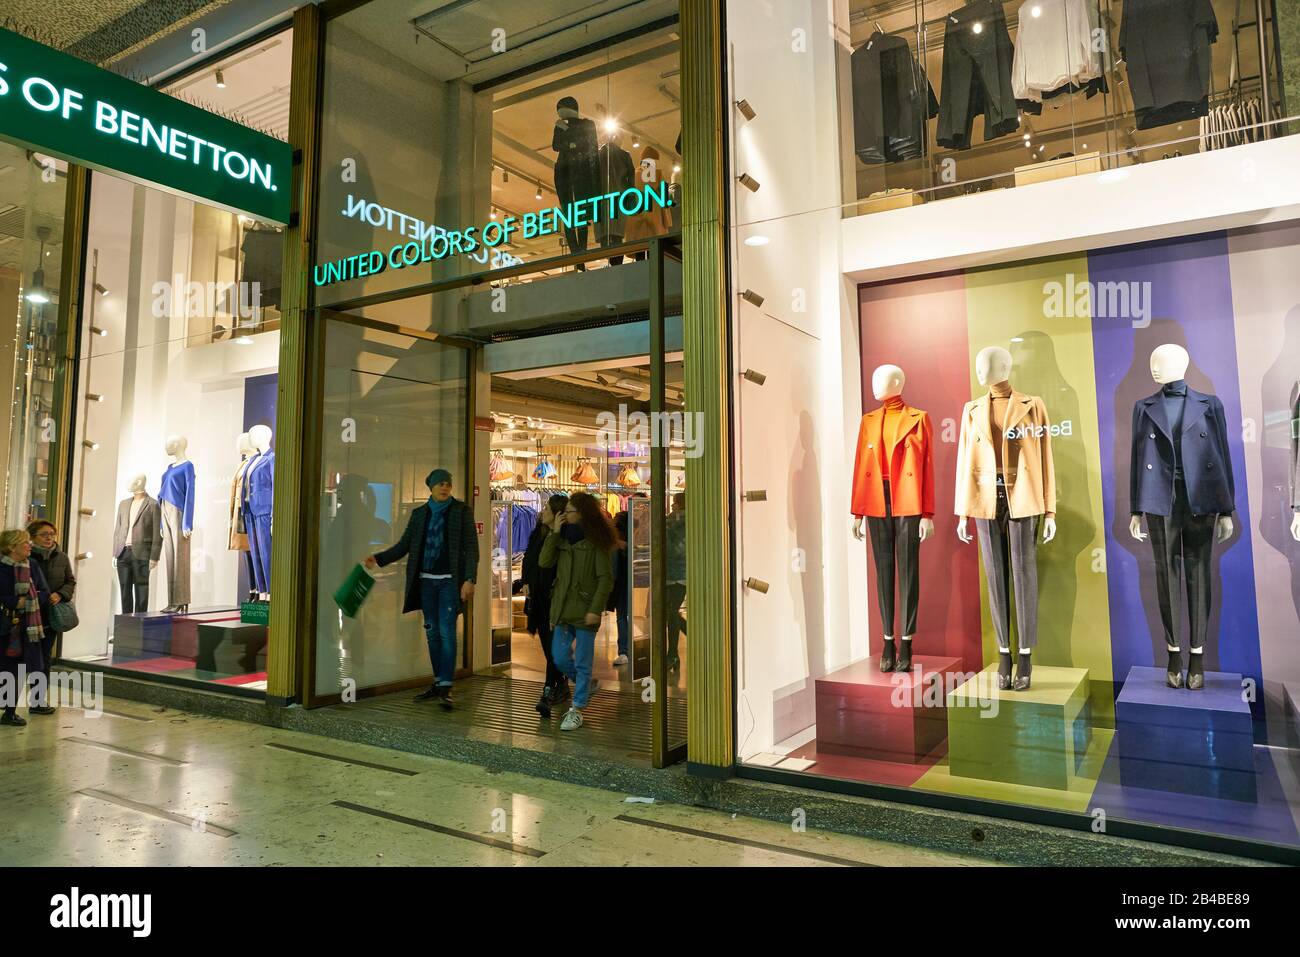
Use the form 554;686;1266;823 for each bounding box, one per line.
309;310;471;705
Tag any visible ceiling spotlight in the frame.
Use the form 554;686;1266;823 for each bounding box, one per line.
82;439;99;450
24;273;49;303
76;552;93;561
502;169;509;183
632;137;640;148
79;507;96;517
603;116;618;134
1031;5;1042;16
737;173;760;192
972;21;984;34
94;282;109;297
90;325;107;337
490;208;498;220
87;393;104;403
215;69;226;89
743;234;770;247
741;289;765;308
673;164;681;174
535;183;543;200
233;335;253;346
735;98;757;121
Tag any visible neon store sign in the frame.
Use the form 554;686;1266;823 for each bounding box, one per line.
0;26;291;223
314;181;674;288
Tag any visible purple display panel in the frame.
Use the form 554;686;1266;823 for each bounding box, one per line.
1088;233;1263;713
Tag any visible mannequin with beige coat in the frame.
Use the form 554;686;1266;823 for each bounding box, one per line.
954;346;1057;691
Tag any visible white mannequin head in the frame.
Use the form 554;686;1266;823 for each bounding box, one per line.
871;364;905;401
975;346;1013;387
128;473;147;494
1150;344;1190;384
165;435;188;459
249;424;273;452
237;432;255;456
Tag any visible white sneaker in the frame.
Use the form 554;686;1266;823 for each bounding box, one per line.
560;708;584;731
613;654;628;666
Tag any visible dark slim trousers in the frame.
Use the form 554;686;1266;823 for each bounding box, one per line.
666;583;687;660
1145;480;1216;653
975;485;1039;651
536;619;565;690
117;556;150;614
554;163;593;254
866;482;921;637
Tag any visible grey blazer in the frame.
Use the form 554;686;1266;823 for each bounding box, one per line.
113;495;163;562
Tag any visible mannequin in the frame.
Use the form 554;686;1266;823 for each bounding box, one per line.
112;474;161;614
850;364;935;673
551;96;599;258
159;436;195;613
597;132;635;263
244;424;275;601
955;346;1057;691
229;432;258;602
1129;344;1235;690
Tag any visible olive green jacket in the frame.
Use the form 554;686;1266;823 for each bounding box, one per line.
538;531;614;628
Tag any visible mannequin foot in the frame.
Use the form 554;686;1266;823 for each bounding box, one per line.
1166;649;1183;689
894;638;913;673
1187;652;1204;691
996;652;1013;691
1013;653;1032;692
879;638;896;672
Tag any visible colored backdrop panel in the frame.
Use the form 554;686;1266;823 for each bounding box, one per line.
1226;222;1300;711
962;255;1115;706
859;274;981;669
1087;232;1263;705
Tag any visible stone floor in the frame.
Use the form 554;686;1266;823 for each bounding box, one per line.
0;696;995;867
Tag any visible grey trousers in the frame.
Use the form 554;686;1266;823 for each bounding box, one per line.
1145;479;1215;653
866;482;920;637
975;485;1039;651
161;499;191;606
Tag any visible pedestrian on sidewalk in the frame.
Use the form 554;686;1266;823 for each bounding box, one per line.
520;493;570;717
27;520;75;714
0;528;52;726
364;469;478;710
540;492;619;731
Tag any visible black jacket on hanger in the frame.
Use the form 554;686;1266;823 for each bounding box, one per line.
1120;0;1218;130
851;32;938;164
936;0;1020;150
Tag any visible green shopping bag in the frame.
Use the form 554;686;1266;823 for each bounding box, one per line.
333;563;375;618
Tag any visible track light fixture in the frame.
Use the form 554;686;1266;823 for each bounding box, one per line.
215;69;226;89
741;289;765;308
87;393;104;403
735;98;757;121
90;326;107;337
738;173;760;192
82;439;99;450
94;282;109;297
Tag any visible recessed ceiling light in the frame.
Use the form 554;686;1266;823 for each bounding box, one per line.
744;235;770;247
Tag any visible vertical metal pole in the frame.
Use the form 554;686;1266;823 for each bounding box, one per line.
72;249;97;568
649;237;668;768
1256;0;1274;125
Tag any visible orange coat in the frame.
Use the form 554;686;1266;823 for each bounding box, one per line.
851;404;935;518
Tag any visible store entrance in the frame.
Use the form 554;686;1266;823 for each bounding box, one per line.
479;336;688;757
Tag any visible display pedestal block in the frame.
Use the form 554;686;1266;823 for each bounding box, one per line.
196;620;268;674
171;611;243;659
112;613;176;659
815;655;962;763
947;664;1092;790
1115;666;1256;803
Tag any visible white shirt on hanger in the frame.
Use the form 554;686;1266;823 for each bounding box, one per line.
1012;0;1104;103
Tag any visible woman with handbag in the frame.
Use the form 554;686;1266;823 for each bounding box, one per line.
0;528;52;726
27;520;76;713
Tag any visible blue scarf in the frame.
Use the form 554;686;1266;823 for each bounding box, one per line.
422;496;454;572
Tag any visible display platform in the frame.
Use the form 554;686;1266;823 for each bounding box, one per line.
196;620;268;674
946;664;1092;791
1116;665;1256;802
112;606;241;661
171;611;244;659
815;655;962;763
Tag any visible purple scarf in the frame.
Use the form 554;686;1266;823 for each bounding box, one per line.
3;556;43;641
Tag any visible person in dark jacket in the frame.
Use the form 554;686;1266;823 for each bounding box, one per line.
26;520;74;713
0;528;51;726
364;469;478;708
540;492;620;731
520;493;569;717
608;510;631;667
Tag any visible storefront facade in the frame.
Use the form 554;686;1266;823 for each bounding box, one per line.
8;0;1300;861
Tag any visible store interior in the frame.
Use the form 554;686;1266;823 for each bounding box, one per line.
847;0;1291;211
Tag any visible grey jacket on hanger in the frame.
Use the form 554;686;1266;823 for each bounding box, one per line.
113;495;163;561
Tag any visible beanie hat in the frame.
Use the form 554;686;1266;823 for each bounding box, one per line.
426;468;453;488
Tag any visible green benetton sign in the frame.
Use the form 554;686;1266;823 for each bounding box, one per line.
0;27;291;224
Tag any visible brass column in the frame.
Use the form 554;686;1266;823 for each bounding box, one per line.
680;0;734;772
266;3;326;704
